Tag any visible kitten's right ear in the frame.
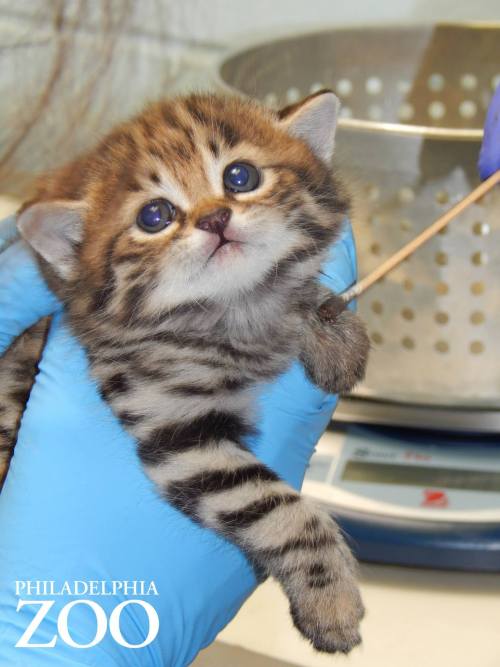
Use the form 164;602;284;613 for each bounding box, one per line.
17;200;86;280
278;90;340;164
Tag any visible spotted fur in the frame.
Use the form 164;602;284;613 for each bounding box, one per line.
1;92;369;653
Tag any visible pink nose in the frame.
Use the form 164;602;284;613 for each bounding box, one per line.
196;208;231;235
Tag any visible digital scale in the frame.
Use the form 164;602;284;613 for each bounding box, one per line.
303;425;500;571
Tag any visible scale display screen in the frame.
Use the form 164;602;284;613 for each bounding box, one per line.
342;460;500;493
304;427;500;572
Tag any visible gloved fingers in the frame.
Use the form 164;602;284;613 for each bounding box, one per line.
478;83;500;180
0;217;60;354
318;219;357;294
245;220;357;489
247;362;337;490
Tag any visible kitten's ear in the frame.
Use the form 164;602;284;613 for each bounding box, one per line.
17;200;87;279
278;90;340;164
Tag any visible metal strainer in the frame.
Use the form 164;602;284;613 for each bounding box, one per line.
218;24;500;431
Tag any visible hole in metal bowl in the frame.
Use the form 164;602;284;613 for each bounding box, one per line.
398;103;414;121
366;76;383;95
371;331;384;345
435;340;449;353
435;251;448;266
403;278;414;292
471;251;488;266
286;87;301;103
309;81;325;94
370;242;382;256
470;340;485;354
470;310;485;325
435;190;450;205
470;281;485;295
460;73;477;90
401;307;415;321
459;100;477;118
336;78;353;96
436;281;449;295
435;311;449;325
472;221;490;236
371;301;384;315
398;187;415;204
428;100;446;119
402;336;415;350
428;73;445;91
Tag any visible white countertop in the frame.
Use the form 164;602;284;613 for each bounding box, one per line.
202;563;500;667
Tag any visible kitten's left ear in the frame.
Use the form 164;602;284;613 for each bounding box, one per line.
278;90;340;164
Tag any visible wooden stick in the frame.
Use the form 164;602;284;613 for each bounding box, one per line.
342;169;500;303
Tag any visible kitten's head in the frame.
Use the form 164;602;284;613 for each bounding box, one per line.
18;92;348;319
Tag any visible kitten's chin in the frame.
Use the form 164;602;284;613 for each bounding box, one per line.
201;246;266;295
147;244;273;310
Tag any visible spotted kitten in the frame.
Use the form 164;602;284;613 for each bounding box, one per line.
3;91;369;653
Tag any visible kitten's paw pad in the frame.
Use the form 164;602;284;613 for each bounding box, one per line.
290;570;364;654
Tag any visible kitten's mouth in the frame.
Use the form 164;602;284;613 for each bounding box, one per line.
208;233;241;260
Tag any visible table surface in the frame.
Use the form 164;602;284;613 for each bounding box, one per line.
196;563;500;667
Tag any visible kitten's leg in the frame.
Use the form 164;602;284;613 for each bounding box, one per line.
0;319;49;485
300;291;369;395
141;432;364;653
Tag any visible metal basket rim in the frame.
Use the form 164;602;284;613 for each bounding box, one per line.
215;21;500;142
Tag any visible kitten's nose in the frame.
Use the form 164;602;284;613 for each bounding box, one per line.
196;208;231;235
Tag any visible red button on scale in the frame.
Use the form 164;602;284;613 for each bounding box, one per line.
422;489;449;508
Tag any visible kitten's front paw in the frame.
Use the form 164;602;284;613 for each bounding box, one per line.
288;542;364;654
325;308;369;394
317;294;347;324
301;306;370;395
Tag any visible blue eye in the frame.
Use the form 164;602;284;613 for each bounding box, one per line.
223;162;260;193
136;199;175;233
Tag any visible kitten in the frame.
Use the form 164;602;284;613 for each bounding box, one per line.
2;91;369;653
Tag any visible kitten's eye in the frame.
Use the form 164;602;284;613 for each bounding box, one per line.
136;199;175;233
223;162;260;193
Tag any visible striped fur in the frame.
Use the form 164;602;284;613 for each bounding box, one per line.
2;92;369;653
0;319;49;485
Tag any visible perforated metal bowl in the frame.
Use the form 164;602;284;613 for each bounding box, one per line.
218;24;500;431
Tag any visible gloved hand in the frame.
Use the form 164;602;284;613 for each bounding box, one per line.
478;83;500;180
0;214;357;667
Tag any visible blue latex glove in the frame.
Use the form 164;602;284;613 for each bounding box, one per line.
0;214;357;667
478;83;500;180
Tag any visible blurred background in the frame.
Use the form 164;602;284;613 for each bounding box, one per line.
2;2;500;666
